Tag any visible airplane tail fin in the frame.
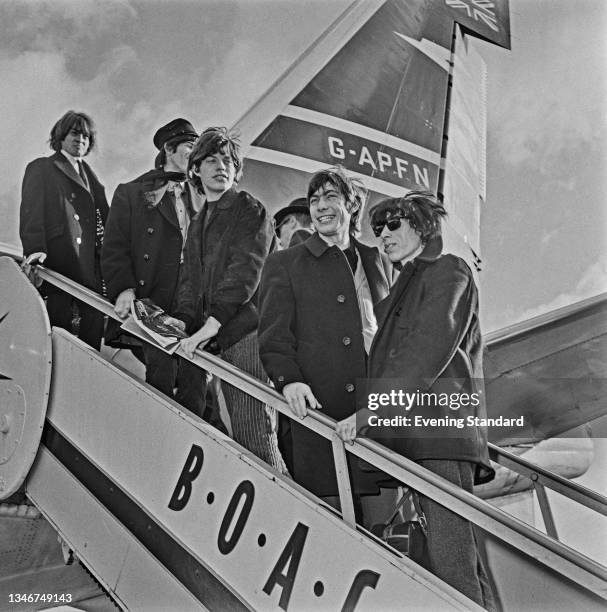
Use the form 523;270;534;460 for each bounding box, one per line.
235;0;509;263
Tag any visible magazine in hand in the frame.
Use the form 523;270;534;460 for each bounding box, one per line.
121;298;188;354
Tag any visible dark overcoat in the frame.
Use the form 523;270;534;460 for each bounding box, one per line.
101;170;202;312
20;152;108;290
258;232;392;497
368;237;494;484
173;188;274;350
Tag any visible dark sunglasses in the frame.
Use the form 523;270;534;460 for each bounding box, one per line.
371;214;409;237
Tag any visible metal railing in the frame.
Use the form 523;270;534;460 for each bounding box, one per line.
487;443;607;540
2;244;606;599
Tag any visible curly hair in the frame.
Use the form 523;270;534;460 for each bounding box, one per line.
187;127;242;192
307;166;367;234
49;110;96;154
368;190;447;243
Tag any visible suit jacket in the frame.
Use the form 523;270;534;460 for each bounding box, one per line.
173;188;274;350
368;236;494;484
101;169;203;312
20;151;108;290
258;232;393;496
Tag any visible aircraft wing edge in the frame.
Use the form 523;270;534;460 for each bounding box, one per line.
485;292;607;348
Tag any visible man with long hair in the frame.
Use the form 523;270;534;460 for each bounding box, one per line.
336;191;496;609
174;127;287;474
20;110;109;349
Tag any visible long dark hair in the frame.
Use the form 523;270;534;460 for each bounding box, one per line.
188;127;242;192
49;110;96;154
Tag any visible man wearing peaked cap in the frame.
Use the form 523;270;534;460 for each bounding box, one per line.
153;117;198;152
273;197;313;250
102;118;226;432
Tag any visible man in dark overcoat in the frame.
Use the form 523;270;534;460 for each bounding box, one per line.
101;118;224;429
174;127;286;474
258;167;392;516
271;197;313;472
336;192;495;609
20;110;109;349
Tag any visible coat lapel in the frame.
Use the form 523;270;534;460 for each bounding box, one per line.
81;160;101;191
304;232;331;258
369;236;444;356
187;183;205;215
355;239;390;304
202;188;238;245
370;260;419;354
141;181;179;229
52;152;89;192
157;190;180;229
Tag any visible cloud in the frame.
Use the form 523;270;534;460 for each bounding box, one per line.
0;0;353;247
481;1;607;169
1;1;137;58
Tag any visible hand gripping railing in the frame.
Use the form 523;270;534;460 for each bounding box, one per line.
1;244;606;600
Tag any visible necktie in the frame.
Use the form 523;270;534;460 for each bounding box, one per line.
77;160;89;191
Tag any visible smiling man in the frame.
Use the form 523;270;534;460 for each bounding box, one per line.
173;127;287;474
20;110;109;349
258;166;392;520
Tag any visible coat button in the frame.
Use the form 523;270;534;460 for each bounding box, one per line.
278;375;285;382
139;280;146;287
342;336;351;346
76;237;82;245
345;383;355;393
147;227;154;234
73;213;80;221
337;294;345;303
143;254;150;261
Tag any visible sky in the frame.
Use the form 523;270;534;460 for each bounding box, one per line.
0;0;605;333
474;0;607;330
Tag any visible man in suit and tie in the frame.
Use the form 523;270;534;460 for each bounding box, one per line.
101;118;224;430
20;110;109;349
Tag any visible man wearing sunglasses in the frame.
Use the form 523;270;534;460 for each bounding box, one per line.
336;191;496;610
258;166;393;522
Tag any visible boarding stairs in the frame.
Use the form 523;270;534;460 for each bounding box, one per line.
0;247;606;611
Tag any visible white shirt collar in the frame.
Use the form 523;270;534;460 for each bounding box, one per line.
61;149;82;171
